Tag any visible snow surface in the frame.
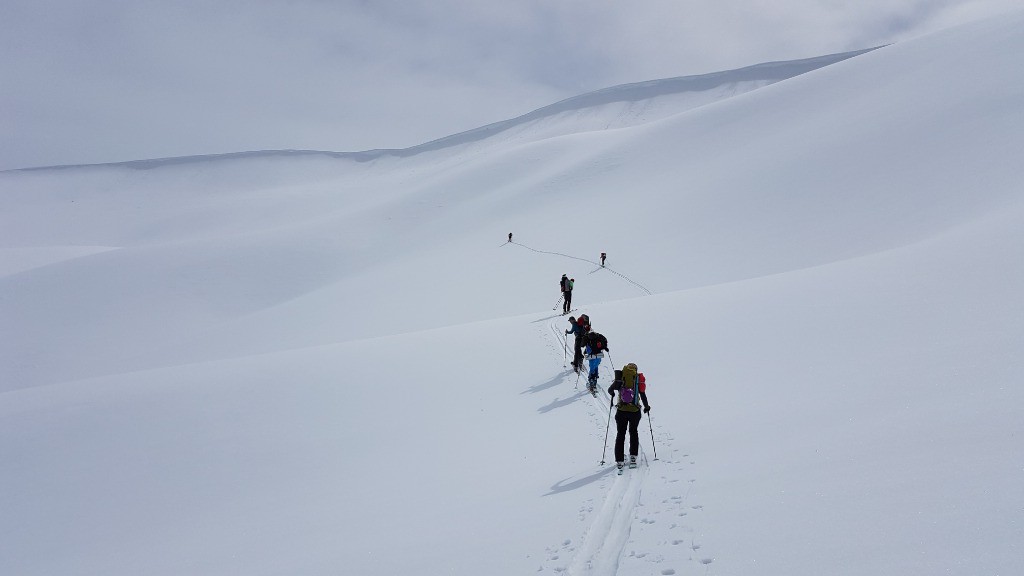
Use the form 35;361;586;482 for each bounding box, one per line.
2;12;1023;576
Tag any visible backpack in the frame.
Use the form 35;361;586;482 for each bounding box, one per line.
619;363;645;411
560;276;570;291
585;331;607;353
578;314;590;331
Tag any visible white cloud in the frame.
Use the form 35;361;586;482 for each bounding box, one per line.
1;0;1019;170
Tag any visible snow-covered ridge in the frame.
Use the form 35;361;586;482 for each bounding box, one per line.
4;48;877;172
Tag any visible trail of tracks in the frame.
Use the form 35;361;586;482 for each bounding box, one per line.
548;320;650;576
543;298;710;575
510;241;652;295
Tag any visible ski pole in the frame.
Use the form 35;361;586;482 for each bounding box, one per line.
552;295;563;311
563;334;568;368
599;398;614;465
646;410;658;461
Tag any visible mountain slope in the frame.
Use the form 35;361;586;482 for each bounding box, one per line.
2;11;1023;576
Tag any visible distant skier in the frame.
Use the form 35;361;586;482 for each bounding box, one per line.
508;232;513;243
565;314;590;373
559;274;573;314
600;252;606;267
582;330;607;392
608;363;650;473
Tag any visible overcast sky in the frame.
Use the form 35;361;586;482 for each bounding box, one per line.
0;0;1017;170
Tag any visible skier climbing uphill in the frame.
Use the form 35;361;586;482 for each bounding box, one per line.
582;330;607;393
607;363;651;473
559;274;573;314
565;314;590;374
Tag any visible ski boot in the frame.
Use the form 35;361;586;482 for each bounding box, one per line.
616;462;624;475
629;455;637;469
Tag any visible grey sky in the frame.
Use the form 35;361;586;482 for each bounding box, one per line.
0;0;1017;170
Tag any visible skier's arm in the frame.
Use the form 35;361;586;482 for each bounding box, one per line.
640;391;650;412
607;381;620;397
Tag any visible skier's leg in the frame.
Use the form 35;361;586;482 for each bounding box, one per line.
627;411;641;457
614;411;628;463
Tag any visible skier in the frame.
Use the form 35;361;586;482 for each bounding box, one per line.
582;330;607;392
600;252;606;267
559;274;573;314
565;315;589;373
508;232;513;242
608;364;650;473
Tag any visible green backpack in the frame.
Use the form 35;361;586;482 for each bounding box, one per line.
619;363;640;412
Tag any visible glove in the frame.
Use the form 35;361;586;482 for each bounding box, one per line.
643;406;651;413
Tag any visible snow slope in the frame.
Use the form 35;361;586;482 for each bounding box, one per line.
2;12;1023;576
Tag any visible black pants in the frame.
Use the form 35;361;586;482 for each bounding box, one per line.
572;336;583;370
614;409;642;462
562;290;572;312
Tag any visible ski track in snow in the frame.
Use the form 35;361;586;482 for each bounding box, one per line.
541;322;714;575
510;241;653;295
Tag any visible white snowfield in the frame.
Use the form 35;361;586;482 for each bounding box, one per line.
2;11;1023;576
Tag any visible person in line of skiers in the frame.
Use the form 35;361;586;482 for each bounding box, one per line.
508;232;513;242
582;330;607;392
608;363;651;471
600;252;606;267
559;274;573;314
565;314;590;374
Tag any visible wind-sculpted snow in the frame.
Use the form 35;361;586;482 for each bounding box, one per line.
3;48;875;173
2;11;1024;576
